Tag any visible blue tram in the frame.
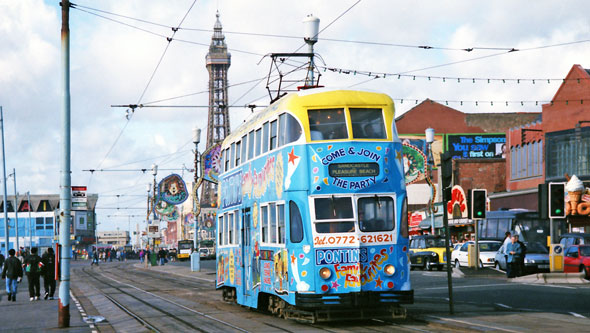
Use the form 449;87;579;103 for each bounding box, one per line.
215;89;413;322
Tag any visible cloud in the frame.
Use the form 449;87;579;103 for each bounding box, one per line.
1;0;589;232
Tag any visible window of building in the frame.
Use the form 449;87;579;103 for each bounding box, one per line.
308;108;347;140
350;108;386;139
511;147;516;179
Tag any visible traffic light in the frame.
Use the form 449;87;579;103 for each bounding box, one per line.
548;182;565;218
441;152;453;202
471;189;487;220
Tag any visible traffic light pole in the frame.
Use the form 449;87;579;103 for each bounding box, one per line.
442;188;454;315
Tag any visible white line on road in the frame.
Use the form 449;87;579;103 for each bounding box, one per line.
495;303;512;309
420;283;512;290
570;312;587;318
522;283;576;289
427;315;523;333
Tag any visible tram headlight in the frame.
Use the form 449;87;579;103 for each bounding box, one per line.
319;267;332;280
384;264;395;276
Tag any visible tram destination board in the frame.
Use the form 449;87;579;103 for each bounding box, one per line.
329;162;379;177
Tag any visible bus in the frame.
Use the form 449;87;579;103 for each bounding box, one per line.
177;239;194;261
478;209;567;247
215;89;412;322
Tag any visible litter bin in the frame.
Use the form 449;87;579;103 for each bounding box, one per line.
150;252;158;266
550;244;564;272
467;243;477;267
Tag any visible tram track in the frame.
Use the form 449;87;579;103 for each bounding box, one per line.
78;266;249;332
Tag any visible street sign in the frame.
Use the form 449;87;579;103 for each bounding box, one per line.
71;186;87;210
148;225;159;238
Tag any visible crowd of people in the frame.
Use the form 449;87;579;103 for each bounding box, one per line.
0;247;57;302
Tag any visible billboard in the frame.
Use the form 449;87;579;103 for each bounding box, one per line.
446;134;506;159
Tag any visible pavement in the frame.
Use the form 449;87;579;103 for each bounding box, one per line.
0;272;93;332
456;265;590;284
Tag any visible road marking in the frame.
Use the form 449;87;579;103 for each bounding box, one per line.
570;312;586;318
420;283;512;290
495;303;512;309
427;315;522;333
522;283;576;289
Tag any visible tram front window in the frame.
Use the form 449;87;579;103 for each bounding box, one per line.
358;196;394;232
314;197;355;233
308;108;347;140
350;108;386;139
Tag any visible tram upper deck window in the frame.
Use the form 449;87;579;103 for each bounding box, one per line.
350;108;386;139
314;197;355;233
279;113;302;146
358;196;394;232
255;128;262;157
247;131;255;160
308;108;347;141
262;122;270;154
240;135;247;164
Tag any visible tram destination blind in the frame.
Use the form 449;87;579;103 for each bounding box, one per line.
328;162;379;177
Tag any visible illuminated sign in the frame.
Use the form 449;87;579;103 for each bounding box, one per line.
328;163;379;178
446;134;506;159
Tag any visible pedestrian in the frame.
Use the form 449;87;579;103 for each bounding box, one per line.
23;247;43;301
139;249;144;263
91;247;99;266
517;237;527;276
0;251;5;271
158;248;166;266
41;248;56;300
2;249;23;301
506;235;523;278
502;231;511;265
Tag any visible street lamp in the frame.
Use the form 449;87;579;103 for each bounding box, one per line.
425;128;435;235
191;126;201;272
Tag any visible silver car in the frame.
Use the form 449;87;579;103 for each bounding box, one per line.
494;241;549;274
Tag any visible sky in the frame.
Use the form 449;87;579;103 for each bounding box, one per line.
0;0;589;233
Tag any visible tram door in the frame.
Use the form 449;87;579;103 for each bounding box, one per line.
242;208;251;296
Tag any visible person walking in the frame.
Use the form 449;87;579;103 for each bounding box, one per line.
91;247;99;266
23;247;43;301
0;251;5;271
2;249;23;301
158;248;166;266
41;248;56;300
506;235;523;278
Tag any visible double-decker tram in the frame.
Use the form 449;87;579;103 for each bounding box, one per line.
215;89;412;322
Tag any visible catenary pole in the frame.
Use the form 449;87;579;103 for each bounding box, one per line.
27;191;32;249
58;0;72;327
12;169;19;253
0;106;9;253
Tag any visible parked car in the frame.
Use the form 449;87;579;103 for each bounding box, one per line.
494;241;550;274
564;245;590;279
452;240;502;268
559;233;590;249
409;235;450;271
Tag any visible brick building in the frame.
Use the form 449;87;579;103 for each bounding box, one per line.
492;64;590;232
397;100;539;237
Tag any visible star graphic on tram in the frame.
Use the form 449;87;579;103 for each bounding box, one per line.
288;148;299;165
291;253;297;264
395;149;402;162
331;280;341;290
375;277;383;289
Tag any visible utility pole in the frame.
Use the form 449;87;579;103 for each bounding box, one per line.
0;107;9;253
27;191;32;249
191;127;201;272
12;169;19;253
59;0;72;327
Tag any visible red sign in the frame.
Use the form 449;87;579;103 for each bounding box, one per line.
72;186;87;191
409;212;423;228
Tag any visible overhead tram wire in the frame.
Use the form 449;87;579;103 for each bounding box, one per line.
88;0;198;186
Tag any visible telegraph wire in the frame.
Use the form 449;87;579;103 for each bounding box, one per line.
89;0;198;187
